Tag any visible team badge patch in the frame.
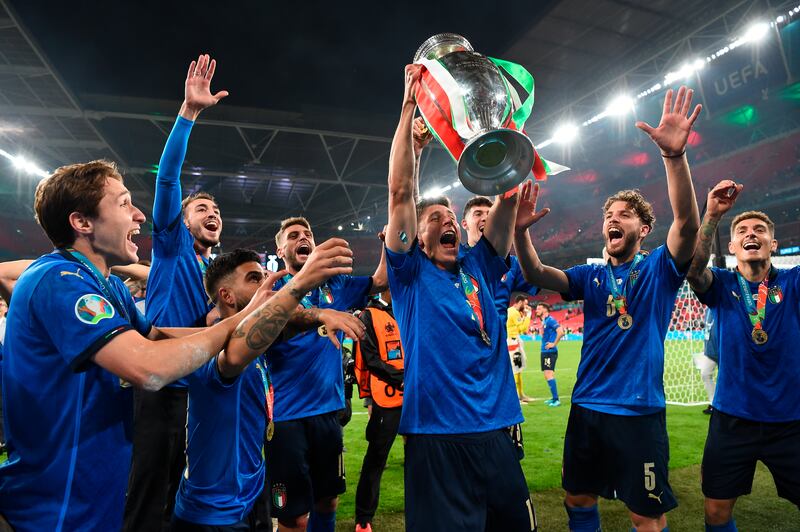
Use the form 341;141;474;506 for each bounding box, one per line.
768;286;783;304
74;294;115;324
272;483;288;509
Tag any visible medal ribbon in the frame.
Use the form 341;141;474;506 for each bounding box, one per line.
735;271;768;331
605;253;644;316
196;253;209;275
256;355;274;421
58;248;131;322
457;267;489;343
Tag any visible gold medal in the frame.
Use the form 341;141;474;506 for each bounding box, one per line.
266;420;275;442
617;314;633;330
317;325;327;337
751;328;768;345
480;329;491;347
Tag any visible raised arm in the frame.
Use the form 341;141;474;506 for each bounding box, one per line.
482;184;521;258
110;263;150;282
222;238;354;378
687;180;743;294
386;65;421;254
152;54;228;228
513;182;570;293
0;259;33;302
636;86;701;268
412;117;433;203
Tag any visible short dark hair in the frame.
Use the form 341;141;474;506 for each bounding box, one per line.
204;248;262;303
416;196;452;220
462;196;493;220
537;302;552;311
603;189;655;229
181;191;217;217
275;216;312;247
514;294;527;303
730;210;774;237
34;160;123;248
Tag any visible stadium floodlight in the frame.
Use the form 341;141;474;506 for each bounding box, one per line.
422;186;443;199
777;15;785;23
605;95;635;116
0;149;49;178
337;225;343;231
742;21;770;43
451;180;461;188
552;123;579;144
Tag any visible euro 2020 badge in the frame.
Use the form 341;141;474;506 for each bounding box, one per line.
74;294;115;324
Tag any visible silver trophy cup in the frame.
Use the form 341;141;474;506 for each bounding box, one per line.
414;33;534;195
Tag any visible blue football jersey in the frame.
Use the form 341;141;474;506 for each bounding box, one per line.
495;255;539;323
174;356;268;524
0;252;150;531
387;237;522;434
266;274;371;421
541;315;560;353
564;245;684;414
696;266;800;422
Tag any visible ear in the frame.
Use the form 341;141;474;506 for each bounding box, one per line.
770;238;778;253
461;219;469;230
728;240;735;254
276;246;285;259
218;287;235;307
68;211;93;237
640;224;651;238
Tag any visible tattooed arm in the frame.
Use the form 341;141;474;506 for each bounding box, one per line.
220;238;355;378
687;180;743;294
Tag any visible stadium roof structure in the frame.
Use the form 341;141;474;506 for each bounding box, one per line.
0;0;796;257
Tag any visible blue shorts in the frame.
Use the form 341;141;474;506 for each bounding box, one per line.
562;404;677;517
540;350;558;371
265;412;345;520
702;409;800;506
404;430;537;531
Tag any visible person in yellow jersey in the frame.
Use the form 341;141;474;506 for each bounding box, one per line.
507;295;532;403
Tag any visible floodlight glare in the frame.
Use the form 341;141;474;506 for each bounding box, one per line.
743;22;769;43
553;124;579;144
605;95;635;116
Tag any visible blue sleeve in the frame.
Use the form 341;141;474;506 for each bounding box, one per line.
564;264;593;301
463;237;509;297
33;268;138;372
187;357;239;390
334;275;373;310
695;267;726;308
652;245;685;290
110;276;152;336
385;242;422;286
152;116;194;231
547;316;559;329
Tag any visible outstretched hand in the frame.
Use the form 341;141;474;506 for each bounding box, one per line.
403;64;422;108
514;180;550;233
318;309;366;350
181;54;229;121
706;180;743;219
636;86;701;157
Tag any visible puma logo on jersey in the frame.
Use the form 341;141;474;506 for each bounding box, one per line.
60;270;84;279
593;278;600;287
648;491;663;504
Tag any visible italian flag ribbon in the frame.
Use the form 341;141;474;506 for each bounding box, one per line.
414;56;569;181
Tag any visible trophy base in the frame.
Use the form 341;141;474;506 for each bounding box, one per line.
458;129;534;195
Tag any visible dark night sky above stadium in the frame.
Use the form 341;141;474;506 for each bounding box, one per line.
11;0;558;116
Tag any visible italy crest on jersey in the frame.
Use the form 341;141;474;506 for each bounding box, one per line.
769;286;783;304
74;294;115;324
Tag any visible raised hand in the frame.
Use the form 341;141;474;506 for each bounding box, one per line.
293;238;353;293
636;86;702;157
412;116;433;156
317;309;366;350
403;64;422;107
514;180;550;233
181;54;229;121
241;269;285;316
706;180;743;219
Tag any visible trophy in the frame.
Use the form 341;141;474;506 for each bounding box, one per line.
414;33;565;195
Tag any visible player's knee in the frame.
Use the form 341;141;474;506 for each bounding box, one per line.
314;495;338;513
564;491;598;508
278;513;309;530
629;511;666;531
704;497;736;526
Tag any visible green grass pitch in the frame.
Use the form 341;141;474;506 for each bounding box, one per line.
334;340;799;531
